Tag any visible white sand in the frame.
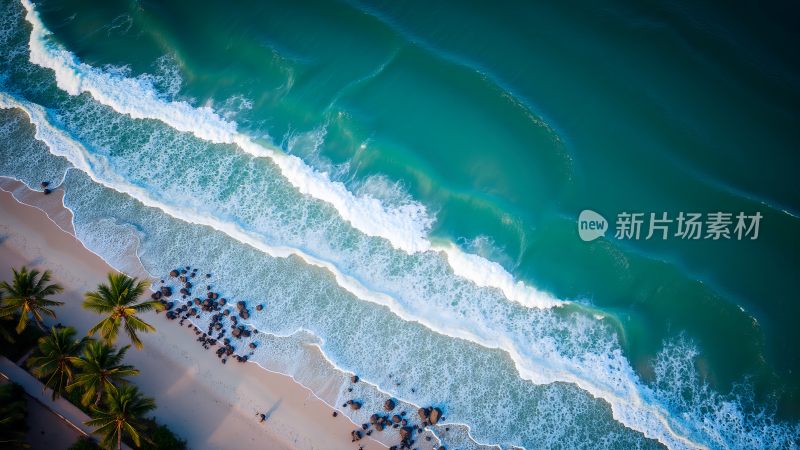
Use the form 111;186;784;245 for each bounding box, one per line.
0;180;385;450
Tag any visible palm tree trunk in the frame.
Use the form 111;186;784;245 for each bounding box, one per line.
118;426;122;450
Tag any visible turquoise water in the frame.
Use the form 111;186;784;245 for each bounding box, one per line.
1;0;799;448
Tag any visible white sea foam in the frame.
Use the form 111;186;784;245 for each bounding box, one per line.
13;4;795;448
438;242;560;308
20;0;432;253
19;0;565;312
1;91;707;450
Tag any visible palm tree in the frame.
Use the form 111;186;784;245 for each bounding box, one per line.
0;291;17;344
83;273;163;349
0;267;64;333
71;341;139;406
0;383;29;448
27;326;87;400
86;384;155;450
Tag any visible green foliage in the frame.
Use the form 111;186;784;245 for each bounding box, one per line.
0;317;44;361
83;273;162;349
1;269;187;450
85;384;156;450
0;267;64;333
71;341;139;407
67;436;101;450
136;419;187;450
0;382;29;448
0;291;15;344
27;326;88;400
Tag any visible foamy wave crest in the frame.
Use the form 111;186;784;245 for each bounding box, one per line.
439;243;560;308
7;7;707;446
19;0;565;312
1;90;701;450
20;0;432;253
0;91;413;320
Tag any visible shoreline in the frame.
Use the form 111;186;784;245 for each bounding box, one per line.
0;178;386;450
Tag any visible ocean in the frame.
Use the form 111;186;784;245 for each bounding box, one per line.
1;0;799;448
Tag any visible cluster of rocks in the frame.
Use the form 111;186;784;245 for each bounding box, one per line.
156;266;264;366
156;268;451;449
342;377;446;449
40;181;53;195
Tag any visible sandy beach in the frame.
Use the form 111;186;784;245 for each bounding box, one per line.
0;178;385;450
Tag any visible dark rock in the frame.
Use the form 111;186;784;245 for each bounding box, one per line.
43;188;52;195
249;342;257;349
351;430;363;442
161;286;173;297
255;304;263;311
384;398;396;411
170;270;179;277
399;426;413;441
40;181;49;188
348;401;362;410
392;415;401;424
351;375;359;383
417;407;430;421
429;407;442;425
